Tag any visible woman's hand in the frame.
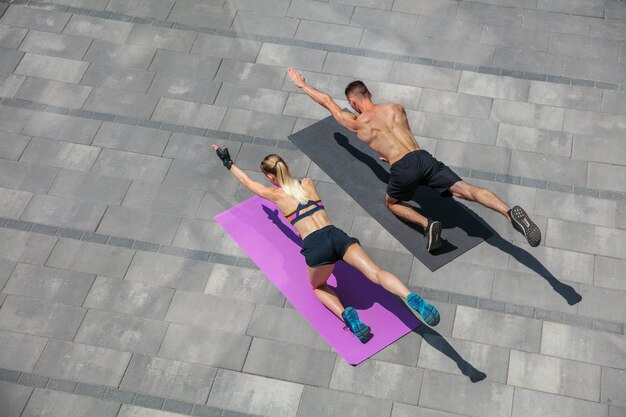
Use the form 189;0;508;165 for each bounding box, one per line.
212;144;233;170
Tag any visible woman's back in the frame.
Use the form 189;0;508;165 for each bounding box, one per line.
273;178;332;239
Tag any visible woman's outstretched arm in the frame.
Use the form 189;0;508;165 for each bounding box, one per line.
212;144;275;200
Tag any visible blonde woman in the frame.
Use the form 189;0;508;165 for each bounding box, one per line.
213;145;440;342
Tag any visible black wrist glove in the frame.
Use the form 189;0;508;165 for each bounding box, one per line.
216;147;233;170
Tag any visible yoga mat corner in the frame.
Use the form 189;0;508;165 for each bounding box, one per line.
215;196;420;365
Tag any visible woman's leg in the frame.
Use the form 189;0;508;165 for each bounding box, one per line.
342;243;411;298
342;243;440;326
307;263;344;319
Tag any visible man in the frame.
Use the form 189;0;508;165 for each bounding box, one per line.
287;68;541;251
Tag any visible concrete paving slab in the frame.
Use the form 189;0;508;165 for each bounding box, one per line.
15;53;89;83
167;1;235;29
0;295;85;340
63;14;134;43
243;338;335;386
125;251;211;291
16;77;92;108
0;381;33;417
98;205;180;245
106;0;175;20
34;339;131;386
512;387;608;417
297;386;392;417
0;186;32;219
0;329;47;372
85;40;156;70
19;30;92;60
22;193;106;231
208;370;303;417
75;309;168;355
21;389;120;417
46;238;134;277
1;6;70;33
0;72;26;98
0;228;57;264
147;73;221;105
84;276;174;320
121;354;216;404
23;111;101;145
20;137;101;171
0;24;29;49
4;263;94;306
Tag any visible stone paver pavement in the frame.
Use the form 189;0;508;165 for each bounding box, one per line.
0;0;625;416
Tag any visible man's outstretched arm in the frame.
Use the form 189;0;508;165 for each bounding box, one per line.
287;67;360;132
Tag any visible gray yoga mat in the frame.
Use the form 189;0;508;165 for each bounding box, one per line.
289;114;493;271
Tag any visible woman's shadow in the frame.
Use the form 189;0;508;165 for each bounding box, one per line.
261;204;487;382
334;133;582;306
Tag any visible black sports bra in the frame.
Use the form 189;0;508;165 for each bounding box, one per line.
284;199;325;225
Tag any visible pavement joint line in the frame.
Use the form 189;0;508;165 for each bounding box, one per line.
1;216;624;335
8;0;626;92
0;371;260;417
0;98;623;202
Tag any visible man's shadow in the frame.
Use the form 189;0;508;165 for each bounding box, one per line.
334;133;582;306
261;204;487;382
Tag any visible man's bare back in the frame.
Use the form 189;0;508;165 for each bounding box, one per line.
353;103;419;165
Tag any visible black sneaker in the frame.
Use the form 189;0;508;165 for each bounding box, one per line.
508;205;541;247
425;219;442;252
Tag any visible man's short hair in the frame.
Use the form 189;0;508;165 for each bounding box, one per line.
345;80;370;97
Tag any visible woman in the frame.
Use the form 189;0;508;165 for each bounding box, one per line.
213;145;440;342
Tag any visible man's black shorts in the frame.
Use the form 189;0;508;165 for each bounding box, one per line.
386;150;462;201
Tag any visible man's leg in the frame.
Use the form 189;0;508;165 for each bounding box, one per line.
448;181;510;218
385;194;442;251
385;194;429;229
448;181;541;247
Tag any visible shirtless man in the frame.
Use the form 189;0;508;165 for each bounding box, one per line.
287;68;541;251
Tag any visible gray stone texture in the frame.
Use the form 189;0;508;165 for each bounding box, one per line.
159;322;251;371
0;186;32;219
16;77;92;108
48;169;130;205
453;306;542;351
0;73;26;99
15;53;89;83
208;370;303;417
63;15;133;43
497;124;572;157
0;329;48;372
419;370;514;417
46;238;134;277
4;263;94;306
106;0;175;20
126;25;197;52
75;309;168;355
602;367;626;407
595;256;626;291
0;381;33;417
205;264;285;306
85;41;156;70
84;87;160;119
91;149;172;183
21;389;120;417
84;276;174;320
511;388;608;417
165;290;254;334
216;59;286;89
192;34;261;62
297;386;392;417
125;251;211;291
121;354;216;404
541;322;626;368
98;206;180;245
23;112;101;145
0;295;85;340
19;30;92;60
147;73;221;104
22;193;106;231
215;83;289;114
20;137;101;171
330;358;422;404
243;338;335;386
0;228;57;264
80;64;155;94
0;24;28;49
458;72;530;101
167;1;236;29
35;339;131;386
1;6;70;33
152;98;226;130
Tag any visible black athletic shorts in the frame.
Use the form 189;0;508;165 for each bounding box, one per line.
300;225;359;267
386;150;462;201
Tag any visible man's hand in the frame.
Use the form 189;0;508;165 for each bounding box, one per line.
287;67;306;88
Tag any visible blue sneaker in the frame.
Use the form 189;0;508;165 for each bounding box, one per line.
342;307;371;343
407;293;440;326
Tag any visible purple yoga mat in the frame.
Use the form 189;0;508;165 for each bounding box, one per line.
215;196;420;365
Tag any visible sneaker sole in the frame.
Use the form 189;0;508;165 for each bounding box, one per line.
510;206;541;247
420;303;441;326
427;221;442;252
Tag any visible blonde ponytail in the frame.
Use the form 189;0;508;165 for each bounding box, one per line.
261;154;310;204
